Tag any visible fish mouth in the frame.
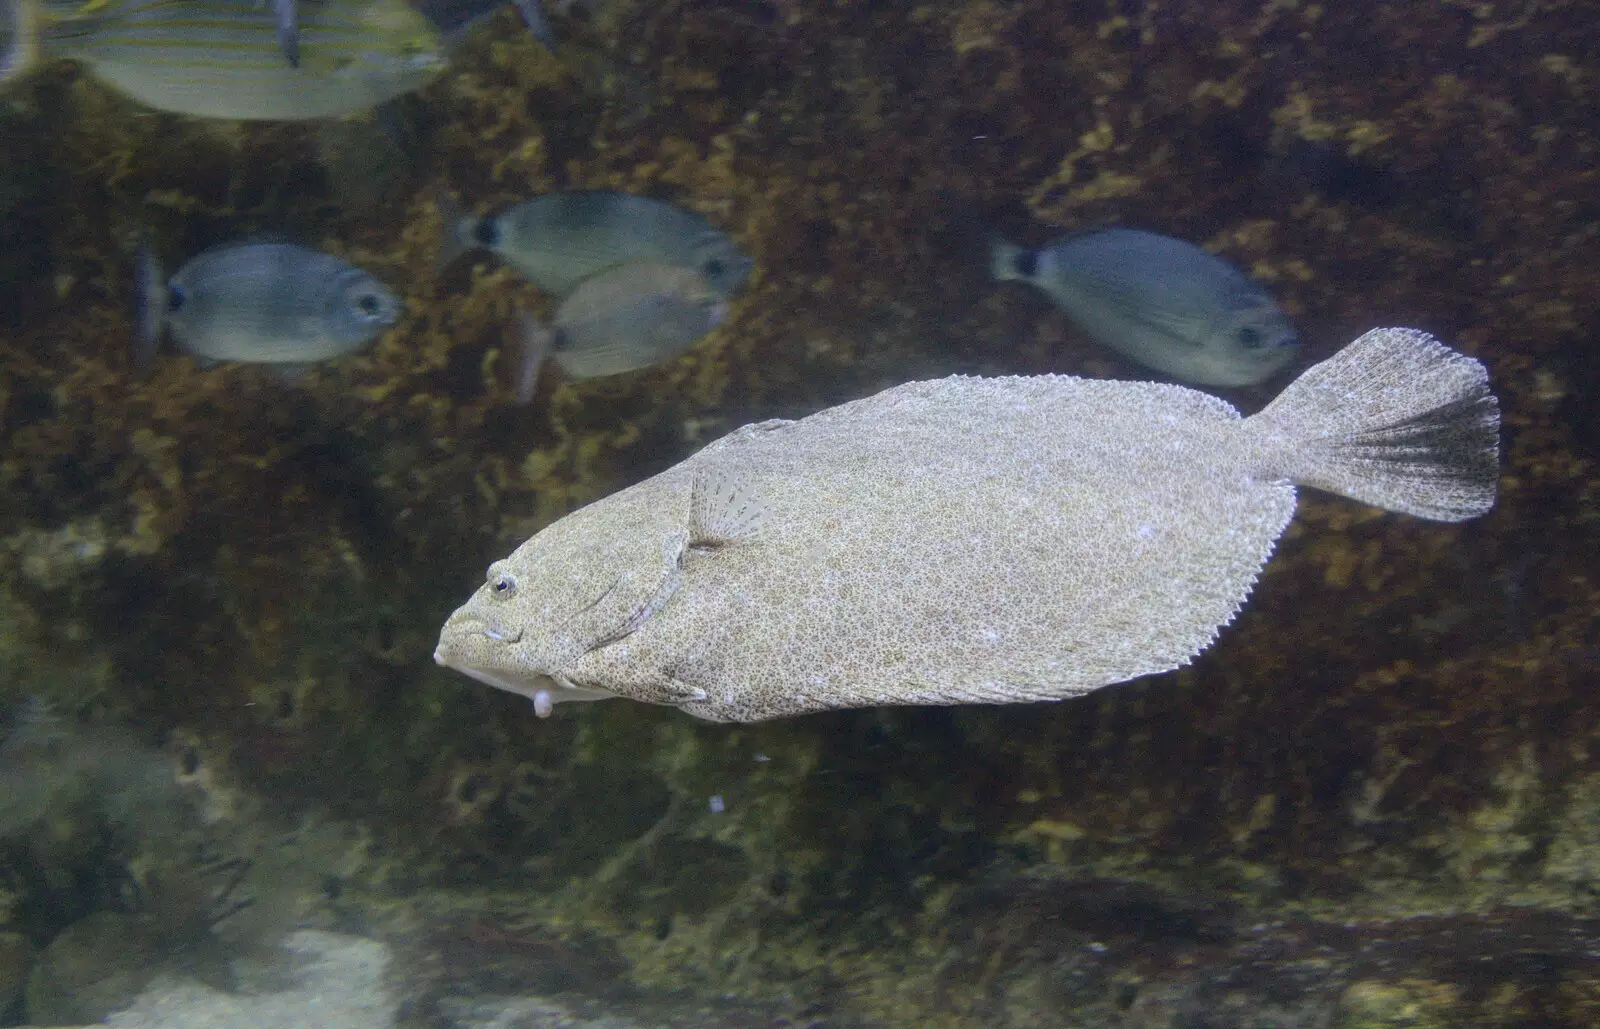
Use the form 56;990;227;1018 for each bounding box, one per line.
432;616;524;669
431;636;619;717
449;614;523;645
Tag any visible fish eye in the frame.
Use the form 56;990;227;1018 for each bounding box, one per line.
1013;250;1038;278
168;286;187;313
356;293;384;316
474;219;501;247
490;574;517;599
1236;325;1264;348
703;258;725;279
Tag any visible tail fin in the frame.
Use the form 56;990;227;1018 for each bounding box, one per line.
513;312;553;405
989;235;1027;283
1246;327;1499;522
132;237;165;374
0;0;41;84
432;189;476;273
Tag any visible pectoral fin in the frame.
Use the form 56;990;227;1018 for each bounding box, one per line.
660;675;708;704
688;466;766;548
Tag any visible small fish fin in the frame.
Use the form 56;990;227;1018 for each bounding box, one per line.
687;465;766;547
1246;327;1500;522
132;236;165;375
989;236;1026;282
512;0;557;52
660;675;707;704
0;0;42;83
513;312;553;405
433;189;476;272
274;0;299;67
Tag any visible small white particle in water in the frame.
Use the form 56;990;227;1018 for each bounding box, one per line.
708;794;725;813
753;752;770;763
1086;941;1108;953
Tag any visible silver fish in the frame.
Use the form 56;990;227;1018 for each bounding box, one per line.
135;239;400;368
1;0;446;121
439;190;752;299
513;261;728;402
992;227;1300;387
435;327;1499;723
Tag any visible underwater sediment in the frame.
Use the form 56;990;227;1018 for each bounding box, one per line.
0;0;1595;1026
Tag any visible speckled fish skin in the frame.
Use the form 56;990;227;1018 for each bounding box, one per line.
443;190;753;299
435;328;1499;723
992;227;1301;387
140;241;399;365
3;0;445;120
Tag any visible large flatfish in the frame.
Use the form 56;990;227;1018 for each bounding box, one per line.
435;328;1499;723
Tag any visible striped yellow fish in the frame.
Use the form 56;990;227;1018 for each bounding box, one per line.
2;0;447;120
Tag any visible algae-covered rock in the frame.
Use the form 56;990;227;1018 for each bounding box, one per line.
1335;980;1458;1029
25;911;168;1024
0;930;31;1018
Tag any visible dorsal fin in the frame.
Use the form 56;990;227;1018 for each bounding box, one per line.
688;466;766;547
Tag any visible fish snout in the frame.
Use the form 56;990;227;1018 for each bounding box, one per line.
435;613;525;665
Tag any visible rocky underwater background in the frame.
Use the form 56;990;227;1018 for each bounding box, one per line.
0;0;1597;1026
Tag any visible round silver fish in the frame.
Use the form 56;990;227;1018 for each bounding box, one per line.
513;261;729;402
440;190;753;299
136;240;400;368
992;227;1301;387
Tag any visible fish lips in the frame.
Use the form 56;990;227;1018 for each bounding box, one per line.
434;614;524;673
433;619;618;717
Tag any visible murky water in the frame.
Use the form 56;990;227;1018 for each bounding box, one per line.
0;1;1595;1026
